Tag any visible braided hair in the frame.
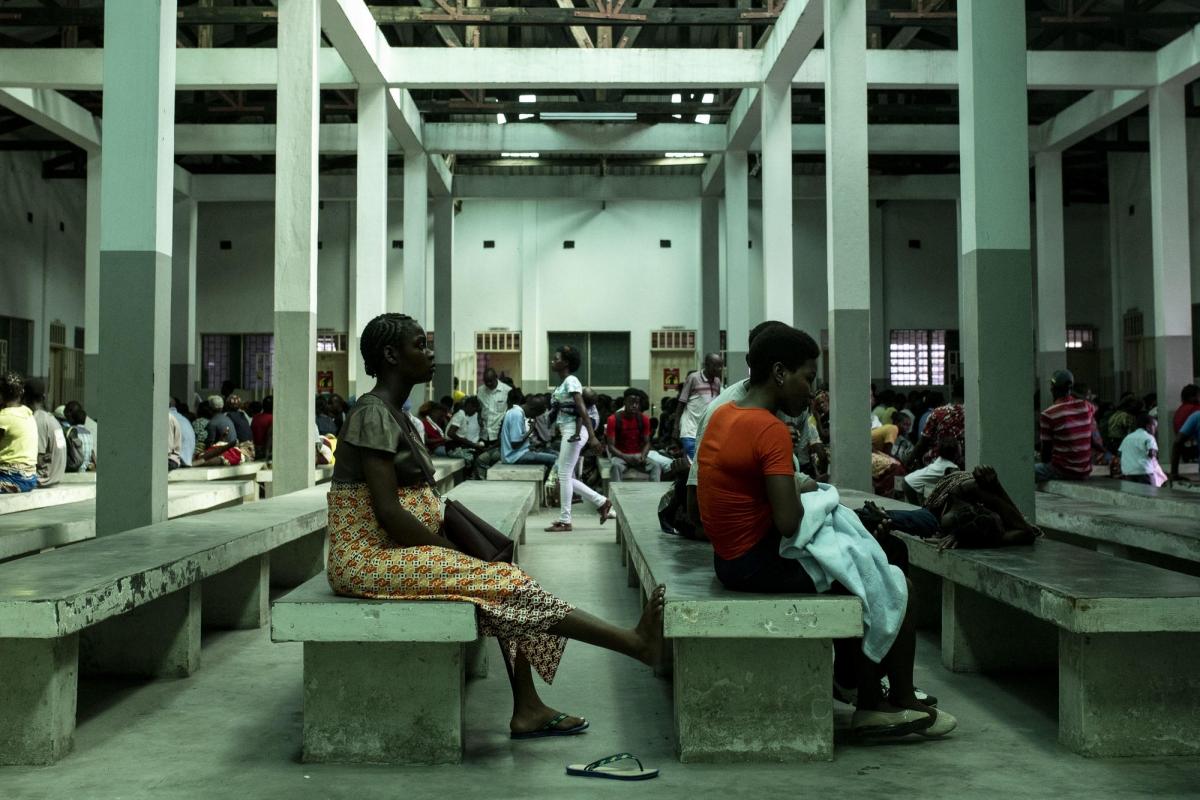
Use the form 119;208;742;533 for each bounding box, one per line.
360;313;421;378
0;372;24;404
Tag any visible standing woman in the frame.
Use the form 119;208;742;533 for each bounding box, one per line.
327;313;665;738
546;346;612;532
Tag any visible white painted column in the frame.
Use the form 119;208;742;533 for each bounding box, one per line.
432;195;454;400
272;0;320;496
519;200;542;388
1035;151;1067;386
1148;82;1196;462
83;152;101;415
760;80;794;324
958;4;1036;516
824;0;872;493
1107;154;1125;394
403;152;429;405
700;196;722;360
724;151;751;379
869;201;886;383
170;197;198;406
349;83;388;398
95;0;176;536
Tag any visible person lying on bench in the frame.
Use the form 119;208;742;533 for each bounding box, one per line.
0;371;39;493
695;324;955;740
327;313;666;739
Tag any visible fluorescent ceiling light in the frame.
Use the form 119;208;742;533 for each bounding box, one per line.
671;93;682;104
665;152;704;158
496;113;507;124
695;113;711;125
519;94;537;103
501;152;540;158
701;93;715;104
540;112;637;121
518;113;535;120
671;113;682;119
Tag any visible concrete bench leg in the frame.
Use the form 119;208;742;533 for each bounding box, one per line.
941;582;1056;672
673;637;832;762
302;641;464;764
465;639;489;680
1059;630;1200;757
271;530;327;588
203;554;269;629
80;585;201;678
0;635;78;765
910;567;941;633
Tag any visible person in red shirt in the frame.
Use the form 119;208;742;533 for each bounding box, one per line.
697;324;952;739
605;389;659;481
1174;384;1200;434
907;379;965;469
1036;370;1103;482
250;395;274;459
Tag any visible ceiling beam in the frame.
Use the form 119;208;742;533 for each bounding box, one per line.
1157;21;1200;85
554;0;595;49
1034;89;1148;152
415;0;465;47
423;121;726;154
617;0;659;48
761;0;822;86
0;87;99;151
885;0;949;50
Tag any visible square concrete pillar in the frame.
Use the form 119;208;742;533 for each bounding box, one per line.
80;584;201;678
202;554;269;629
302;641;465;764
673;637;833;762
0;634;79;765
1059;630;1200;757
724;151;751;380
940;582;1056;673
432;195;455;400
269;530;327;588
760;81;794;324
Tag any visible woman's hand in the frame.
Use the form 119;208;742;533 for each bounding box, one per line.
590;439;605;456
935;534;958;551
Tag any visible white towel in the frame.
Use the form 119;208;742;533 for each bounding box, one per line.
779;483;908;663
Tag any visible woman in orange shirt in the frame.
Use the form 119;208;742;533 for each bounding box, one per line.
697;325;954;740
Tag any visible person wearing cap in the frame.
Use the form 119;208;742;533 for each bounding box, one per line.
22;379;66;487
205;395;239;448
1036;369;1103;482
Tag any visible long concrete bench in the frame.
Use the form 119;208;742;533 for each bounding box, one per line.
1035;491;1200;564
57;461;266;485
610;483;862;763
486;462;546;508
270;480;535;765
0;484;97;516
0;481;257;562
256;458;464;499
0;486;330;765
875;497;1200;758
1041;477;1200;519
254;465;335;499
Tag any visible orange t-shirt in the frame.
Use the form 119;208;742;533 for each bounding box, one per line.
697;403;796;560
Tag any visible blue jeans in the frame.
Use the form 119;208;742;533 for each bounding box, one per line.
1034;462;1062;483
680;437;697;460
514;451;556;467
884;508;941;538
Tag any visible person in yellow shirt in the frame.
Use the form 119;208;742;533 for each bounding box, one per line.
0;372;39;493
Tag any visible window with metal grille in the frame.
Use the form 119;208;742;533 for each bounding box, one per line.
889;329;947;387
49;321;66;347
316;332;348;353
548;331;631;388
201;334;232;391
475;331;521;352
650;330;696;352
242;334;274;393
0;316;33;377
1065;326;1097;351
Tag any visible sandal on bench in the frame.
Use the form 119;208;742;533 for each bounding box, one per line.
566;753;659;781
511;712;589;740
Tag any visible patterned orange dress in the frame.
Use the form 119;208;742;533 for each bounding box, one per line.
326;395;573;683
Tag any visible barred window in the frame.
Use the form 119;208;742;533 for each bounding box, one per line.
889;329;947;387
1065;326;1097;351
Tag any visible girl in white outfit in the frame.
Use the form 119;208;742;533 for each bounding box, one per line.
545;346;611;532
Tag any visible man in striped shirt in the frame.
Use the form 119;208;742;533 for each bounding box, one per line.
1036;370;1102;482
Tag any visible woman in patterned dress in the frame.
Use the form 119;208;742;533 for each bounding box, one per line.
327;313;665;739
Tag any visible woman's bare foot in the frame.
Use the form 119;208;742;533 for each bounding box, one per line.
510;704;587;736
632;585;666;666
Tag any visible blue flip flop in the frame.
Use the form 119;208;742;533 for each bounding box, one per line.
566;753;659;781
510;713;590;740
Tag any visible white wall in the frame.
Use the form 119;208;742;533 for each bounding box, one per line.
0;151;86;381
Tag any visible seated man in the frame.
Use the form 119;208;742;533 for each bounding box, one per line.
1036;370;1103;482
606;388;661;482
500;394;557;468
1119;414;1165;486
23;379;66;487
418;401;451;456
446;396;489;478
206;395;240;449
64;402;95;473
902;438;961;504
1169;407;1200;484
0;372;39;493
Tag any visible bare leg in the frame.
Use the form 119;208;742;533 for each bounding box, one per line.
548;585;665;666
857;578;937;719
500;643;585;735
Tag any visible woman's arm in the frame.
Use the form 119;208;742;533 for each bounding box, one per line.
764;474;803;537
574;392;603;452
361;450;452;549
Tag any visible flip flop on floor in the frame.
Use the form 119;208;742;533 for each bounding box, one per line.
510;713;589;740
544;522;573;533
566;753;659;781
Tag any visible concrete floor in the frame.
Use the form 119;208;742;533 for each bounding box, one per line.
5;503;1200;799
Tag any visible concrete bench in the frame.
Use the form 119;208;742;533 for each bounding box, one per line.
0;484;97;516
255;466;335;499
610;483;862;763
270;480;535;765
255;458;464;499
1035;491;1200;565
887;512;1200;757
487;463;547;508
0;486;330;765
58;461;266;485
0;481;257;562
1041;477;1200;519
